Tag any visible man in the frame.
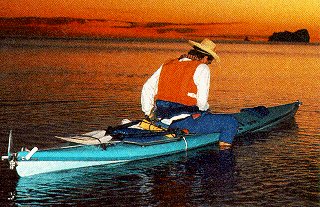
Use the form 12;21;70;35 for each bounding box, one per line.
141;39;238;146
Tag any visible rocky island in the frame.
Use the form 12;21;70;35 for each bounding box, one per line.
268;29;310;43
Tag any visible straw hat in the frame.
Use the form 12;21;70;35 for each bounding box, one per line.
188;38;220;62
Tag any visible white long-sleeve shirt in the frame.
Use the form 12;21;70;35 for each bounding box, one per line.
141;58;211;116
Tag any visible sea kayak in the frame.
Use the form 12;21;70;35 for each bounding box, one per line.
1;101;301;177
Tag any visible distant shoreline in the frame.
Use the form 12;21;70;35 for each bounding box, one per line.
1;35;319;46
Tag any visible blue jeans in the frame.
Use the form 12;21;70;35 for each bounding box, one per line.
169;112;238;144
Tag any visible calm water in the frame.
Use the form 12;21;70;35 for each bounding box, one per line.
0;38;319;206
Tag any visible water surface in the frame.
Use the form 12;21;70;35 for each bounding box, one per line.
0;38;319;206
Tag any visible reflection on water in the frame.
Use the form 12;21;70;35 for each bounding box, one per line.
0;39;319;206
7;146;235;206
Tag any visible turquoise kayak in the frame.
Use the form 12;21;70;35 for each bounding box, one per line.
1;101;301;177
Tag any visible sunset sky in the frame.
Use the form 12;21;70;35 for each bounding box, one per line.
1;0;319;41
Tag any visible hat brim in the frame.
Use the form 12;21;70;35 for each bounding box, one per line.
188;40;220;62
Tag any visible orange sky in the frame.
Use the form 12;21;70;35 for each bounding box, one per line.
1;0;319;41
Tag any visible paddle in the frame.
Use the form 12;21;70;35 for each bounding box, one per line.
106;119;141;134
55;119;189;145
1;130;13;161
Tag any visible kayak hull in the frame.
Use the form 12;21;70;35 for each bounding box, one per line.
16;133;219;177
234;101;300;136
10;101;301;177
16;160;125;177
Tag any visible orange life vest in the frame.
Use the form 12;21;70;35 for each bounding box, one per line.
157;59;200;106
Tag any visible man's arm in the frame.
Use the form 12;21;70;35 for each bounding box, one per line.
141;66;162;115
193;64;210;111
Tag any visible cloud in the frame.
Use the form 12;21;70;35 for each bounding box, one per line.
142;21;244;28
0;17;249;40
144;22;174;28
157;28;196;34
